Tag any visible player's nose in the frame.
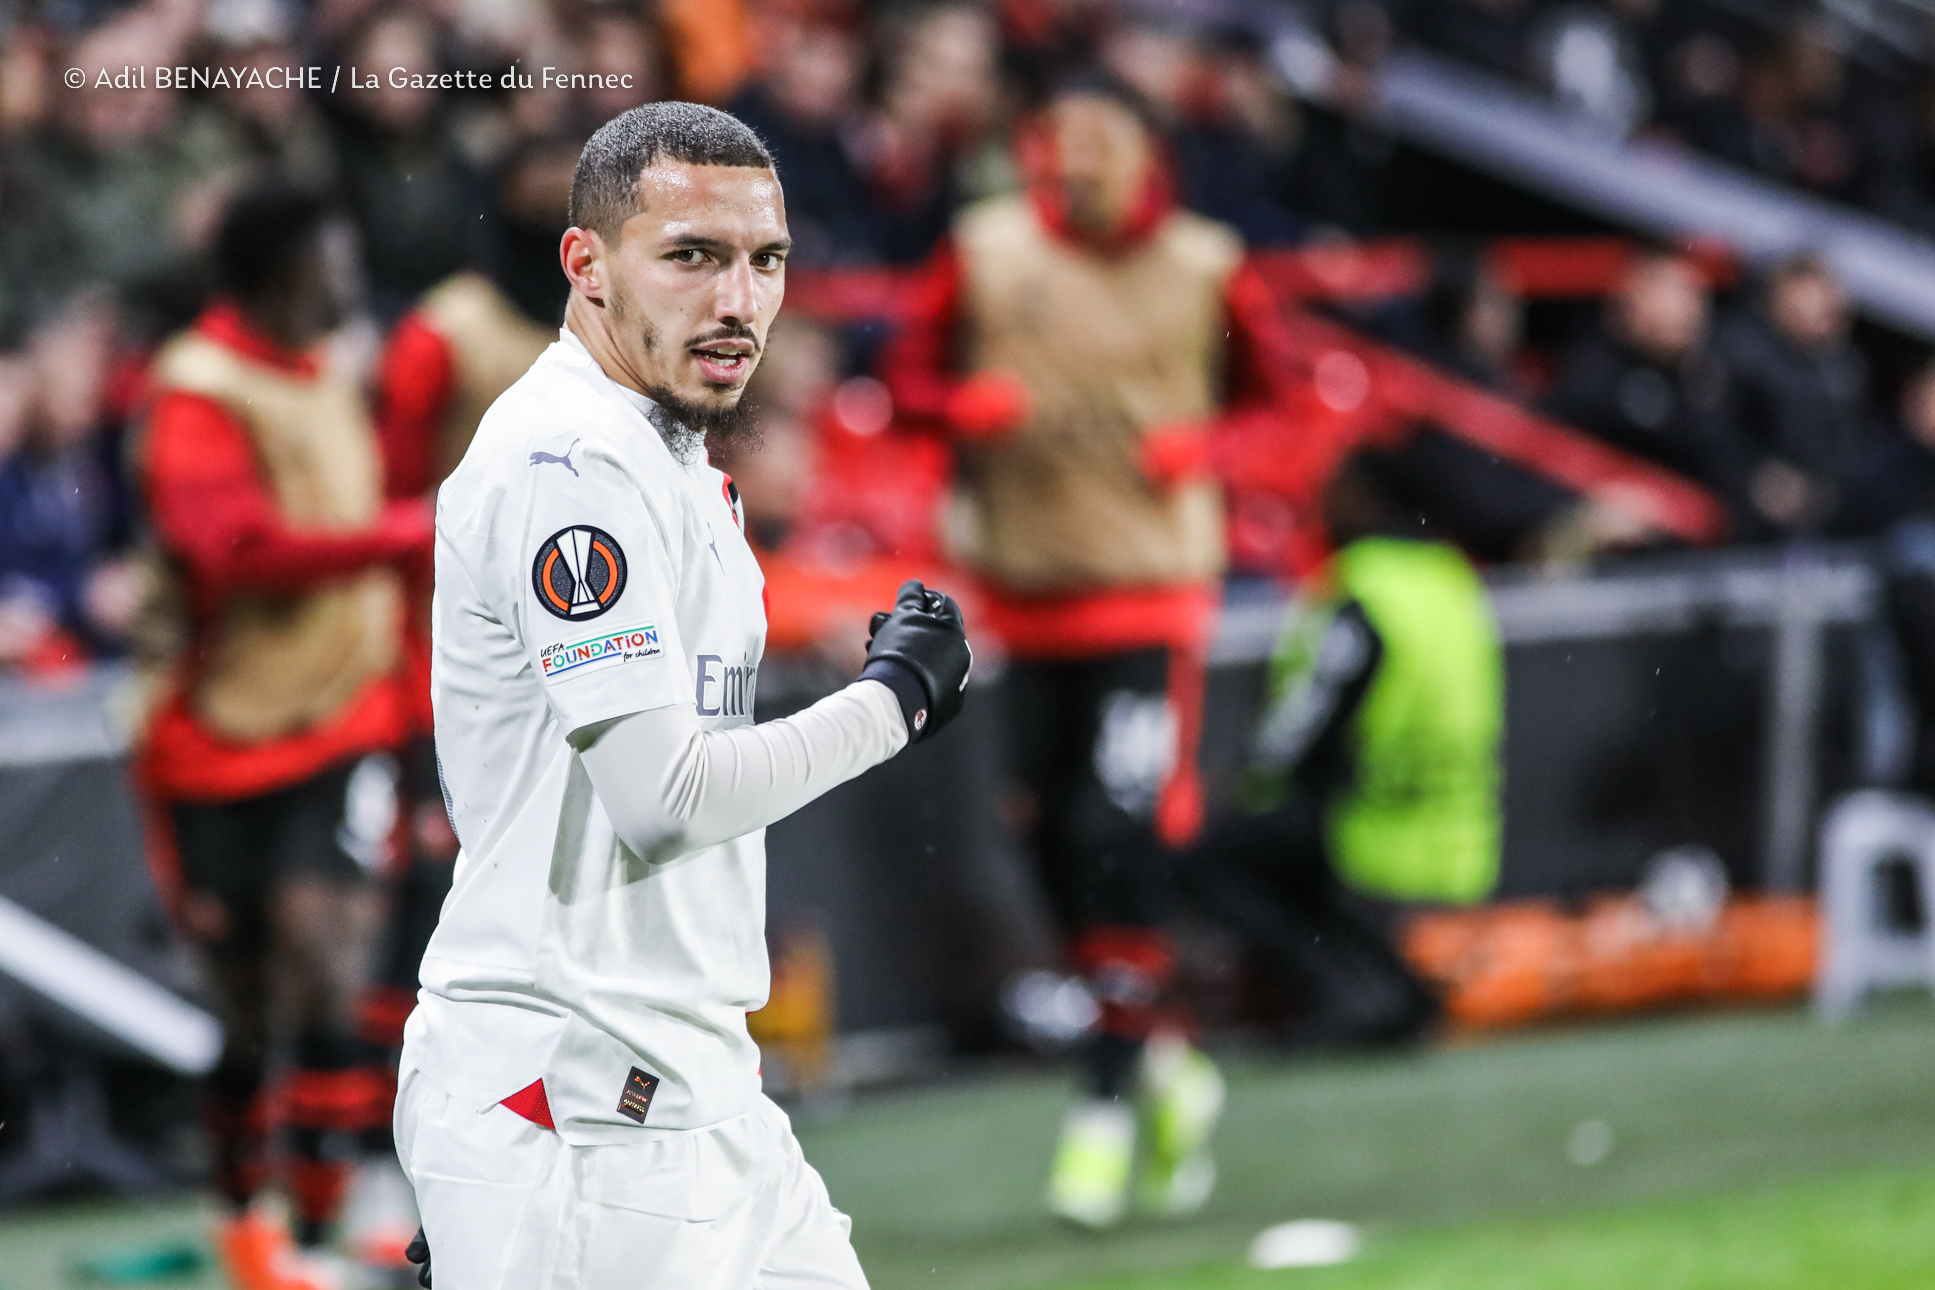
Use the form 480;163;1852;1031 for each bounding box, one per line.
714;258;759;324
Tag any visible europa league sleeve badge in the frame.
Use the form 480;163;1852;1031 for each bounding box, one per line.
533;525;628;622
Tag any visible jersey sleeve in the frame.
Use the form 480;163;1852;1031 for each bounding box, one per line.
513;436;692;735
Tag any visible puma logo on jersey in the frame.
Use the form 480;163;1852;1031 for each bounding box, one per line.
529;439;580;476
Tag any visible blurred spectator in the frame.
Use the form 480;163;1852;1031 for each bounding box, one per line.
658;0;757;104
1187;456;1499;1046
1104;20;1302;246
882;73;1293;1227
572;7;666;135
1866;72;1935;243
1407;241;1524;388
1290;0;1400;236
135;183;431;1285
490;134;580;328
11;0;235;334
1717;254;1870;535
329;6;495;320
855;3;1011;262
0;294;138;667
1409;0;1534;80
206;39;342;192
997;0;1112;102
729;0;882;265
1547;247;1750;532
1372;244;1592;562
1881;361;1935;798
1653;27;1751;157
1838;355;1935;537
375;144;565;507
1728;21;1874;205
1527;0;1655;136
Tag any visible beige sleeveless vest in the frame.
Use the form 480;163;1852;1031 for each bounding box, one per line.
418;272;554;484
149;333;400;743
952;196;1238;593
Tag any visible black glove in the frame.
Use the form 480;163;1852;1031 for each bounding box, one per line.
860;579;972;742
405;1226;432;1288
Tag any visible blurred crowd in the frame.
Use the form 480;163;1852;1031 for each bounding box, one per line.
8;0;1935;1259
10;0;1935;678
1390;0;1935;228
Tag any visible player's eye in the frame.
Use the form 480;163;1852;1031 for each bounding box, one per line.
668;248;708;265
752;252;785;271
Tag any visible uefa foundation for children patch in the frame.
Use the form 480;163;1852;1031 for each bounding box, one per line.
617;1067;660;1124
533;525;628;621
540;625;662;679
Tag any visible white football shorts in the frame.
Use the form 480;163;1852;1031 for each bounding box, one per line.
395;1066;869;1290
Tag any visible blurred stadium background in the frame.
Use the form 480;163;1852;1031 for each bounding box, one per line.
12;0;1935;1284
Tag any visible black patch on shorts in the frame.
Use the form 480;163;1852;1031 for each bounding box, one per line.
617;1067;660;1124
532;525;628;622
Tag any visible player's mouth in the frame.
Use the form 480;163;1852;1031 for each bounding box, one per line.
689;339;756;386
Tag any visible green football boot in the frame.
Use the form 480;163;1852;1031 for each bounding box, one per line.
1135;1036;1225;1217
1045;1100;1135;1229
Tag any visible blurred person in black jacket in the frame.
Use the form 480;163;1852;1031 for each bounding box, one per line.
12;2;232;336
1408;0;1534;79
1103;19;1302;246
1842;357;1935;537
852;4;1008;265
329;6;495;321
1717;253;1871;537
1868;360;1935;797
1291;1;1407;236
0;295;140;667
729;0;883;265
1375;243;1576;561
1730;20;1878;207
1547;246;1750;532
208;38;342;193
1379;243;1659;564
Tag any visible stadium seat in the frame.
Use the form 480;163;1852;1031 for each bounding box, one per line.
1814;790;1935;1019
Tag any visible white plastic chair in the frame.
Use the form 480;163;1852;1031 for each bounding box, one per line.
1815;790;1935;1020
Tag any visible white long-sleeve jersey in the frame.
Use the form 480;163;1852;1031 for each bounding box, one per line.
404;331;907;1145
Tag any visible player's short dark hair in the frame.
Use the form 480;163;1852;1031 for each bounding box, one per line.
569;102;775;238
1038;67;1157;131
216;181;331;301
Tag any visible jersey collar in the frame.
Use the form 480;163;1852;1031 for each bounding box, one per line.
557;327;662;421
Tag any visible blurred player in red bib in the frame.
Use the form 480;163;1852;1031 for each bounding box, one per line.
882;73;1290;1226
136;183;434;1290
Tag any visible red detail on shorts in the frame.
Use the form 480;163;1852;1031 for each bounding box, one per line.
1072;925;1176;1041
280;1066;395;1133
976;583;1215;659
204;1088;272;1208
356;985;418;1049
287;1156;351;1227
500;1078;555;1130
1157;645;1208;848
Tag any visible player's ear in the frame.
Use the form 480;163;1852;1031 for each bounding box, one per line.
560;226;607;302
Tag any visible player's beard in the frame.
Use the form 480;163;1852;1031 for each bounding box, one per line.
613;294;764;461
645;385;763;463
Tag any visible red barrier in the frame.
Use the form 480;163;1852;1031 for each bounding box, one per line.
787;235;1730;581
1264;308;1728;545
1246;235;1736;302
